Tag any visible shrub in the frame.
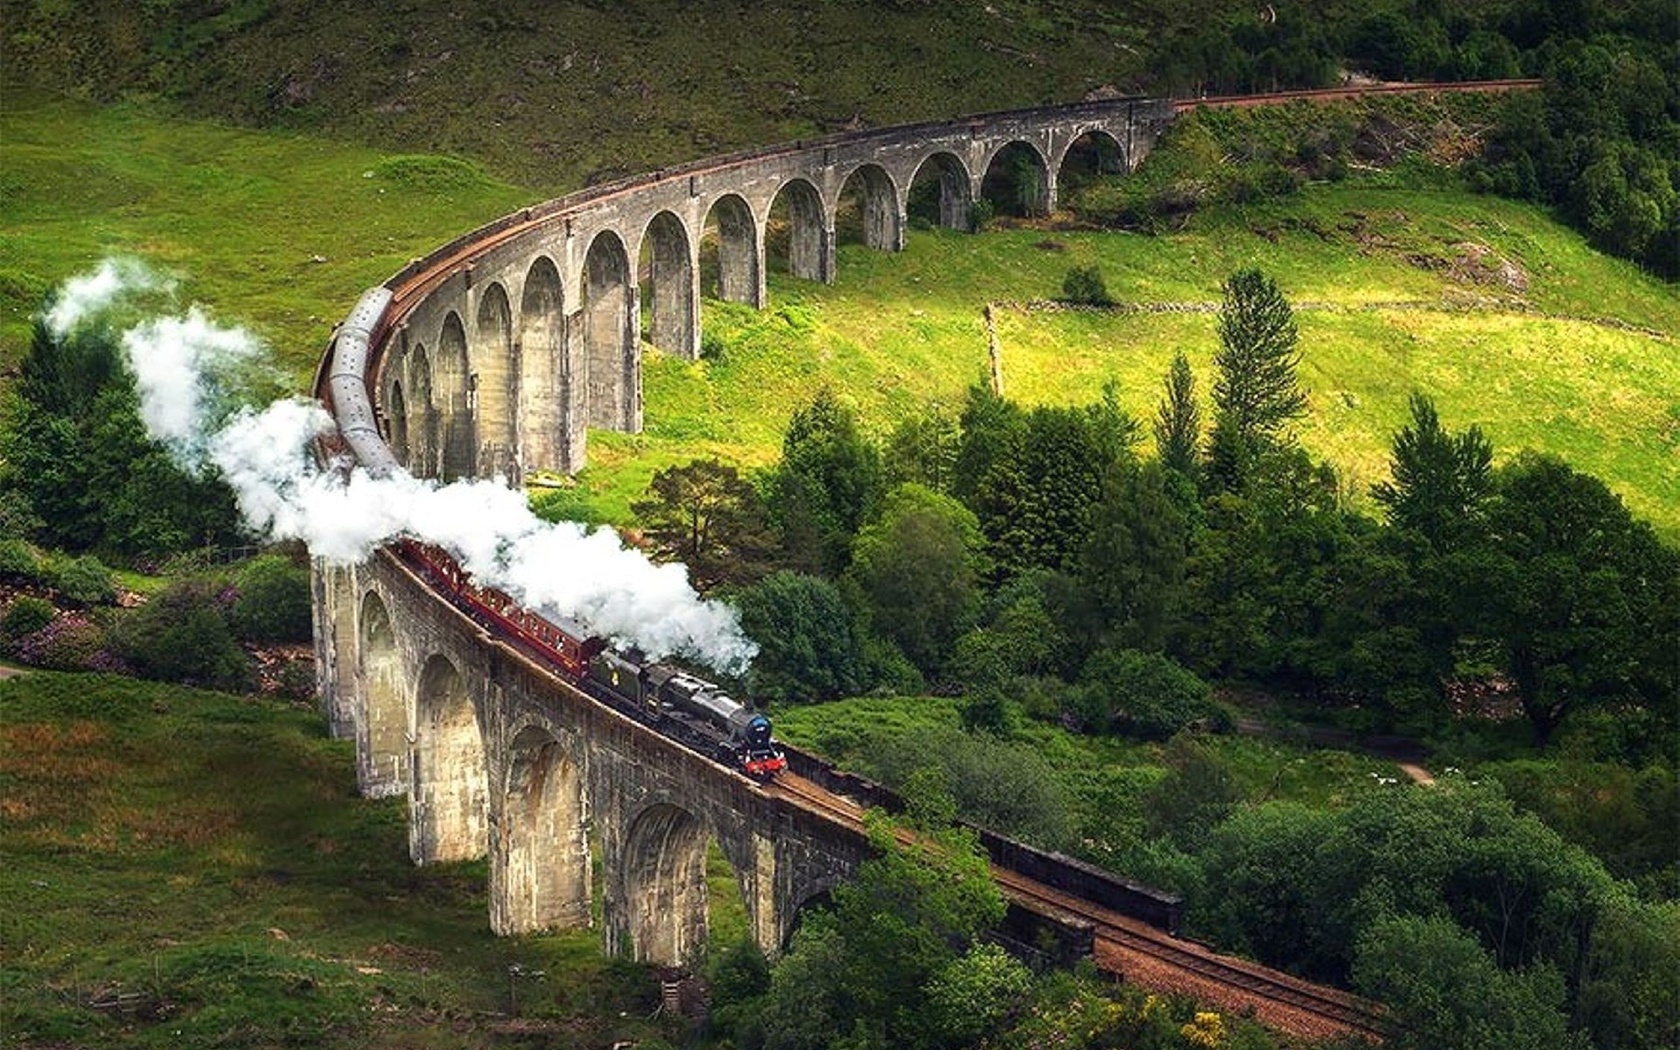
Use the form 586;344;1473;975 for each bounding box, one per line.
1078;647;1227;739
111;579;253;691
0;538;43;582
228;554;312;643
2;595;57;644
1060;265;1115;306
16;615;111;671
52;554;116;606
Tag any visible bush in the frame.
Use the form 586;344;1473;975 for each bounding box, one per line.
228;554;312;643
16;615;112;671
0;538;43;582
111;579;253;691
2;595;57;644
52;554;115;606
1060;264;1115;306
1078;647;1226;739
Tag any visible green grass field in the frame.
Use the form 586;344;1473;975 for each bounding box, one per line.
0;671;733;1048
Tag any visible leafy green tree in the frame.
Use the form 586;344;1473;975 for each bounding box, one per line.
1371;393;1495;550
1576;896;1680;1050
849;484;987;678
767;388;882;575
1353;913;1581;1050
973;404;1127;579
755;809;1005;1050
951;380;1024;508
735;570;864;703
1153;351;1201;488
0;318;241;558
1206;268;1305;492
1079;457;1189;652
1477;455;1680;745
864;727;1078;850
631;458;774;592
1076;647;1222;739
883;402;960;494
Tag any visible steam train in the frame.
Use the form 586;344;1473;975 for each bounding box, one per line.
394;539;788;779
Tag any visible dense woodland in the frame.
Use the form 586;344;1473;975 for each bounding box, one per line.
2;2;1677;1048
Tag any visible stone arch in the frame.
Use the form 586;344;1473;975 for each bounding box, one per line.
637;211;699;360
404;343;437;478
357;590;407;798
1054;128;1126;196
782;886;837;950
435;312;475;481
519;255;576;474
383;377;409;465
835;163;903;251
411;654;487;865
618;802;712;966
907;151;974;231
581;230;640;432
700;193;761;306
765;178;831;283
473;282;519;481
491;724;590;935
980;141;1051;219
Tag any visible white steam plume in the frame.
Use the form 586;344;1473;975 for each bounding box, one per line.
45;257;171;339
55;259;757;674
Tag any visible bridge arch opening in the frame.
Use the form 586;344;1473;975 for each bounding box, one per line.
404;344;437;478
981;141;1051;220
781;887;835;951
492;725;590;934
436;312;475;482
357;591;408;798
637;211;698;360
382;378;409;465
700;193;760;306
411;654;487;865
618;803;714;967
1056;129;1126;198
835;163;903;252
907;151;974;231
765;178;829;284
581;231;638;432
518;256;573;474
473;282;518;482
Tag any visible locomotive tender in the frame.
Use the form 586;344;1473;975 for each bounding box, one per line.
395;539;788;779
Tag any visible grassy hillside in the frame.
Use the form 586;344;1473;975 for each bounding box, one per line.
4;94;1674;536
0;671;710;1049
0;91;534;374
595;185;1680;535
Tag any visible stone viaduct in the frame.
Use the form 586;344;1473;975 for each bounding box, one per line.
313;96;1176;968
368;95;1173;482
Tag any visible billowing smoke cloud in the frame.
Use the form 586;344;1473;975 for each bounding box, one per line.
51;259;757;674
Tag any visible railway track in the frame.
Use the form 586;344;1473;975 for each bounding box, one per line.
767;773;1387;1043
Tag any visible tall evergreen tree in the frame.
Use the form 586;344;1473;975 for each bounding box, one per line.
1207;268;1305;492
1154;351;1201;485
767;388;882;575
1371;393;1495;549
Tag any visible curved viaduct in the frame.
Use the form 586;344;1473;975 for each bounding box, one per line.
310;95;1176;968
348;96;1174;481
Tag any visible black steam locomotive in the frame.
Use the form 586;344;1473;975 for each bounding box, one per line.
395;539;787;779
